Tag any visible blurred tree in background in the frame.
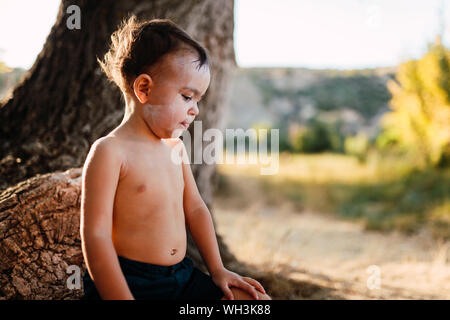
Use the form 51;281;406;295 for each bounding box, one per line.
290;119;344;154
344;133;369;162
379;37;450;167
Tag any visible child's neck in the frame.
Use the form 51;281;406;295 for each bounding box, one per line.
119;99;161;143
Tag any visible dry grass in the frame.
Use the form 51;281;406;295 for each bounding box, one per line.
213;153;450;299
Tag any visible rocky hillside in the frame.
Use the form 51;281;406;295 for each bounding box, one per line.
226;67;396;138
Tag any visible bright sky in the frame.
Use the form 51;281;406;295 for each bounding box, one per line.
0;0;449;70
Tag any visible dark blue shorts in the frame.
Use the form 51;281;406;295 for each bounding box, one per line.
82;255;224;300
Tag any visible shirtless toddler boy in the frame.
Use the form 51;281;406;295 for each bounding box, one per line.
80;17;270;300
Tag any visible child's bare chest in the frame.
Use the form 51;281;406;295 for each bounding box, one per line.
114;144;184;210
110;140;187;262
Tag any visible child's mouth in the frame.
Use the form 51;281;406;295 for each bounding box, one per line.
180;121;190;129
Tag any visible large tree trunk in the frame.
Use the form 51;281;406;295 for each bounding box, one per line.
0;0;238;299
0;0;235;199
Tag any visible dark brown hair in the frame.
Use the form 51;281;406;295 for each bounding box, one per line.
99;16;209;93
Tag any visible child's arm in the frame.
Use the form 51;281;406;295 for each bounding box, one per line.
178;140;265;300
80;138;134;300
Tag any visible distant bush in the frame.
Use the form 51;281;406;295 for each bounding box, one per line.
273;121;295;152
291;120;344;153
344;133;369;162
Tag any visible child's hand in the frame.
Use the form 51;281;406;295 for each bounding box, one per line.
211;268;266;300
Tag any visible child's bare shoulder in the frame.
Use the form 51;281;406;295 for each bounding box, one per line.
84;136;128;177
88;136;123;157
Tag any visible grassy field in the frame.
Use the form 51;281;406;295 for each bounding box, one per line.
216;152;450;239
213;152;450;299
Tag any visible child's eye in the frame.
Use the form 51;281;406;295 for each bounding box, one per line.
182;95;192;102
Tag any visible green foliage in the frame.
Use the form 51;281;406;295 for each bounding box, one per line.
275;121;295;152
336;167;450;237
344;133;369;162
290;120;344;153
378;38;450;167
279;134;294;152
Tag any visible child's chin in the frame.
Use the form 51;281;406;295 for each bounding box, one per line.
171;129;184;138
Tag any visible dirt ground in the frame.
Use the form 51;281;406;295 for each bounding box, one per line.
213;184;450;300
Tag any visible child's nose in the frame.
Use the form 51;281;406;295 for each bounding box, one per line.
189;103;199;116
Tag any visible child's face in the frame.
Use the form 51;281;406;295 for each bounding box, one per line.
139;51;210;139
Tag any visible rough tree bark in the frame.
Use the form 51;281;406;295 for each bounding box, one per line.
0;169;84;299
0;0;239;299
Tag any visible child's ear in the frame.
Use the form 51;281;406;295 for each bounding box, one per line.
133;74;153;104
